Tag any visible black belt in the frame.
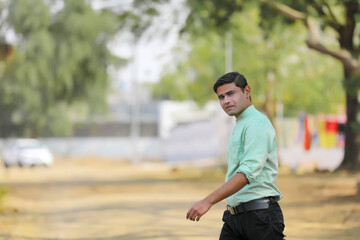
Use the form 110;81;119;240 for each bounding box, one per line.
226;197;276;215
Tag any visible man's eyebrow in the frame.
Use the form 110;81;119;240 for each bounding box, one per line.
217;90;234;98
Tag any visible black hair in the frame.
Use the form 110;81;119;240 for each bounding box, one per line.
213;72;248;93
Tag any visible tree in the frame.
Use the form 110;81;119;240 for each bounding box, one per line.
0;0;124;137
268;0;360;170
152;2;344;116
151;31;226;106
170;0;359;170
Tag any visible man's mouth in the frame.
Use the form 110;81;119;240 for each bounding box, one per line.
226;106;234;111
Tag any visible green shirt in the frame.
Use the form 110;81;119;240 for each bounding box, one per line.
226;105;282;207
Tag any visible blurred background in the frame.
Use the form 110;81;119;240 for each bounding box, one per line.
0;0;355;171
0;0;359;239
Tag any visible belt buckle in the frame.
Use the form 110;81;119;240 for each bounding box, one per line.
227;205;236;215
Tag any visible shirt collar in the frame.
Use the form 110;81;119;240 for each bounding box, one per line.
236;105;254;121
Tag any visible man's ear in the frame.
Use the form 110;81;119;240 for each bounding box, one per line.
244;85;251;97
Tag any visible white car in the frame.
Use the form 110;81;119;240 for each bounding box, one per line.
2;139;54;168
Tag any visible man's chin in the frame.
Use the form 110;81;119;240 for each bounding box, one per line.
226;111;236;116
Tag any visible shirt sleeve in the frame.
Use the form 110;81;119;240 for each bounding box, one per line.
237;119;270;183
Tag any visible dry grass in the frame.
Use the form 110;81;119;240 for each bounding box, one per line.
0;158;359;240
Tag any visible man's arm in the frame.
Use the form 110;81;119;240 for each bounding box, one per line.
186;172;248;221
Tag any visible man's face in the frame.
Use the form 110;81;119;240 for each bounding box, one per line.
216;82;251;118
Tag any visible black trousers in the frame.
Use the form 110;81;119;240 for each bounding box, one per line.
219;201;285;240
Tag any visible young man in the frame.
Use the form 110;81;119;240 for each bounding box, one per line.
186;72;285;240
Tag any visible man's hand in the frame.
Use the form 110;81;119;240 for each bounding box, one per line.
186;173;248;222
186;199;212;221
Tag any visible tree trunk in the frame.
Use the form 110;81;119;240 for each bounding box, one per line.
263;70;276;124
339;66;360;170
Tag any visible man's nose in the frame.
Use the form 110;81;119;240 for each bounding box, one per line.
223;96;231;103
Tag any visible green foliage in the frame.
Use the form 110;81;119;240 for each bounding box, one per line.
152;1;345;116
0;0;124;137
279;49;344;116
8;0;51;35
152;31;225;106
182;0;243;34
117;0;168;38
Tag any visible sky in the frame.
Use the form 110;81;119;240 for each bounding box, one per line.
93;0;188;90
110;27;180;88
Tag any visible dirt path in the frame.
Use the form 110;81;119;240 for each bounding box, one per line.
0;158;359;240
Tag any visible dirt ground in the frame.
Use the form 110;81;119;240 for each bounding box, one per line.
0;158;359;240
